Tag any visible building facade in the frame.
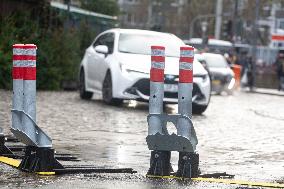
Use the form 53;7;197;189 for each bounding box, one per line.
117;0;191;39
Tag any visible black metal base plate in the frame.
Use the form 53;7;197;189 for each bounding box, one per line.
147;150;171;176
176;152;199;178
54;167;136;175
0;134;14;155
19;146;64;172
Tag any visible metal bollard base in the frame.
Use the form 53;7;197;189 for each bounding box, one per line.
19;146;64;172
147;150;171;176
0;134;14;155
176;152;199;178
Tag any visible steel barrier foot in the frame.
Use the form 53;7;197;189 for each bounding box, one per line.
19;146;64;172
0;133;14;155
176;152;199;178
147;150;171;176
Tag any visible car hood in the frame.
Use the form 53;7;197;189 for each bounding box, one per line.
117;52;207;76
209;67;234;76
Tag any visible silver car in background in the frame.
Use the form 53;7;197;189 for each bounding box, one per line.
196;53;235;95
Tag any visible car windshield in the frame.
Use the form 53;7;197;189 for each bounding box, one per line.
118;33;184;57
205;55;228;68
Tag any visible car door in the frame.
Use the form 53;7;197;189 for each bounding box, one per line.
86;33;109;90
95;33;115;90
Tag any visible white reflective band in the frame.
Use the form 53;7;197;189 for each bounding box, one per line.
151;61;165;69
179;62;193;70
22;60;36;67
13;48;25;55
25;48;37;56
13;60;24;67
180;50;194;57
151;49;165;56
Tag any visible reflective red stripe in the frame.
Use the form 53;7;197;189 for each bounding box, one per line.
150;68;164;82
151;56;165;62
12;67;23;79
179;57;194;63
23;67;36;80
179;69;192;83
180;46;194;51
13;55;36;61
151;46;165;50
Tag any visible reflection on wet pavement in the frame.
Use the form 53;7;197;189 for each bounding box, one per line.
0;90;284;188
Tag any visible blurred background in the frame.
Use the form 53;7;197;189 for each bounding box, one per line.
1;0;284;91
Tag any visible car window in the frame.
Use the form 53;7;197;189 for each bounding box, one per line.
204;55;229;68
93;33;114;54
118;33;184;57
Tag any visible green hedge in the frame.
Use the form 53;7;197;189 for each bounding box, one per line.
0;12;95;90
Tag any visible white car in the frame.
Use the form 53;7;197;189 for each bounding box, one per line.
79;29;211;114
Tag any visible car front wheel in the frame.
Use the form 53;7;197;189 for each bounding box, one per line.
102;71;123;106
79;69;93;100
192;103;208;115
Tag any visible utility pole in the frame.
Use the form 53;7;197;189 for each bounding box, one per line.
147;1;153;29
232;0;238;43
251;0;260;91
214;0;223;39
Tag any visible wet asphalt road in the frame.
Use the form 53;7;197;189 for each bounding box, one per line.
0;89;284;188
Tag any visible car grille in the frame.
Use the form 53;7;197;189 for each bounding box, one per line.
131;78;201;99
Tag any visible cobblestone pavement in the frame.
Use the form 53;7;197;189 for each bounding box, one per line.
0;90;284;188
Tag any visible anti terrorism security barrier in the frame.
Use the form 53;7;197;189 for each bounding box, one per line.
146;46;199;178
11;44;52;147
11;44;62;172
1;44;136;175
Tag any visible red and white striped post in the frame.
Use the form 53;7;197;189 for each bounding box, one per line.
22;44;37;144
12;44;25;131
177;46;194;139
148;46;165;135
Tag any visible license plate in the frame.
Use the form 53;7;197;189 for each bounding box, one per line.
164;84;178;92
212;80;221;85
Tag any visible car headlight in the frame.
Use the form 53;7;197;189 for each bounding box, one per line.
228;78;235;90
119;63;149;74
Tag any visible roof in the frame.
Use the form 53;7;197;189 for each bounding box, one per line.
186;38;233;47
50;1;117;20
108;28;174;36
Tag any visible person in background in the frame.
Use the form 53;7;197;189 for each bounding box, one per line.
237;51;248;79
276;53;284;91
246;56;254;90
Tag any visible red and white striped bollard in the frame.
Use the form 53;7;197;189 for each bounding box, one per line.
148;46;165;135
177;46;194;139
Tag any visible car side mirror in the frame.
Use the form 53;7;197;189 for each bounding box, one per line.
94;45;109;54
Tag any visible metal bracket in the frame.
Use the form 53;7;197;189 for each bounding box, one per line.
146;113;198;152
11;109;52;147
